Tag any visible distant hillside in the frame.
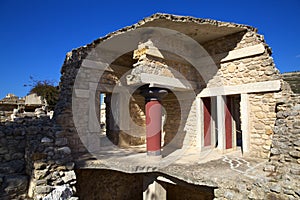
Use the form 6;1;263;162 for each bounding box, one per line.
282;71;300;93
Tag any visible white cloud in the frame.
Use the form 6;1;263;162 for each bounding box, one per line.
296;54;300;58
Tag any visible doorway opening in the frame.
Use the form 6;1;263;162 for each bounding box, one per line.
225;95;242;150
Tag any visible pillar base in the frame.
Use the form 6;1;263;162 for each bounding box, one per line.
147;150;161;156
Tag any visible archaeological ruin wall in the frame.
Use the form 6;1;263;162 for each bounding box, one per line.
0;13;300;200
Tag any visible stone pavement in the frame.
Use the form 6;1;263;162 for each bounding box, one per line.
75;146;268;186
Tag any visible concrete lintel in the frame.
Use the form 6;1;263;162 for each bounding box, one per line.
199;80;281;97
218;43;265;63
140;73;194;91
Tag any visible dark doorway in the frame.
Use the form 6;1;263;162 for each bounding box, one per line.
202;97;212;147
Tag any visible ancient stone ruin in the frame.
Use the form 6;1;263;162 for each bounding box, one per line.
0;93;50;122
0;13;300;200
282;71;300;94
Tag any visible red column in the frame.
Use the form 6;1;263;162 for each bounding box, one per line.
146;100;162;156
225;96;233;149
141;87;168;157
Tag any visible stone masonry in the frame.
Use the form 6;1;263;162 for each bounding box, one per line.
282;71;300;93
0;13;299;199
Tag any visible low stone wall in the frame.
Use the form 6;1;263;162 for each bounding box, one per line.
0;120;28;199
266;93;300;197
0;117;77;200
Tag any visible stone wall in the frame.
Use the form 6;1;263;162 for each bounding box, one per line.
248;92;277;158
0;120;28;199
282;71;300;93
201;29;281;157
0;117;77;200
75;169;143;200
265;93;300;198
204;31;279;88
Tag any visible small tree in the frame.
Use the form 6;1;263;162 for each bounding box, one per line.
24;77;59;110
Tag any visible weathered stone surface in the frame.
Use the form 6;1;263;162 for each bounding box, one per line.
34;162;47;170
55;138;68;146
0;147;8;154
0;160;24;174
3;175;28;194
41;137;53;143
292;140;300;147
290;167;300;175
62;171;76;183
42;185;73;200
35;185;53;194
270;184;281;193
293;121;300;129
289;151;300;158
264;165;276;172
57;147;71;155
66;162;75;170
248;188;264;200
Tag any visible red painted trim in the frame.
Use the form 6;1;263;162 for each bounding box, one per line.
225;96;232;149
203;98;211;146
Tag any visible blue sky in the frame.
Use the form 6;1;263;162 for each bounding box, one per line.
0;0;299;98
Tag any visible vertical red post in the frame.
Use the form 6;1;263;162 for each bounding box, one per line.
225;96;232;149
146;100;162;155
141;87;168;157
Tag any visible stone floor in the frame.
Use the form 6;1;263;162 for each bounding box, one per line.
75;142;268;189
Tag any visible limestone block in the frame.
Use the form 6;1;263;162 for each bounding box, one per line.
42;185;73;200
35;185;53;194
289;151;300;158
62;171;76;184
57;147;71;155
41;137;53;143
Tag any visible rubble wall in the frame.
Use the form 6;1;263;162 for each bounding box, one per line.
0;118;77;200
